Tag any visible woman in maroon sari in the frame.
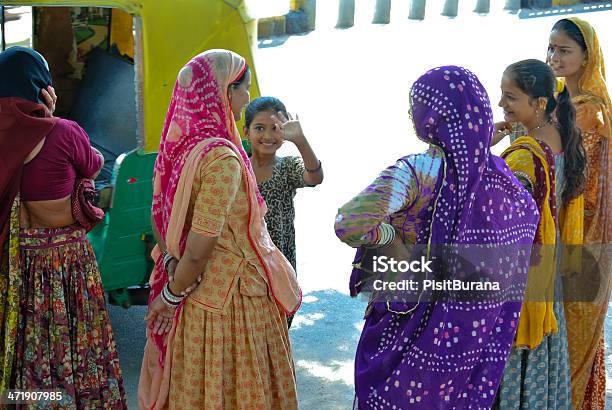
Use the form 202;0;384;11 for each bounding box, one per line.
0;47;126;409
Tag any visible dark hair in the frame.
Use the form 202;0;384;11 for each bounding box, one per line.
552;19;587;54
244;96;288;128
505;59;586;204
230;66;250;88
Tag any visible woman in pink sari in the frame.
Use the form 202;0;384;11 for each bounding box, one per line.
138;49;301;409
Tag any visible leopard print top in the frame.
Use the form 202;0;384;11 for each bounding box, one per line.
258;156;308;271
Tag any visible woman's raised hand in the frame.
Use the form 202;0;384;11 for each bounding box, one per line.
40;86;57;115
272;111;306;145
495;121;513;134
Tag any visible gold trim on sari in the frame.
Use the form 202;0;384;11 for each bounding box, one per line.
561;17;611;410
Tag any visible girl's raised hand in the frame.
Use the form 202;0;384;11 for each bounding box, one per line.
491;121;514;146
272;111;306;145
494;121;513;134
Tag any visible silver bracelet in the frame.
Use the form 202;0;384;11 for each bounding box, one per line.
162;283;183;305
162;251;175;272
305;160;322;173
160;291;179;309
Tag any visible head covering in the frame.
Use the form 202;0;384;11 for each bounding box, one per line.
148;49;300;364
151;49;257;243
0;47;58;259
565;17;612;138
352;66;539;408
0;46;51;103
410;66;537;246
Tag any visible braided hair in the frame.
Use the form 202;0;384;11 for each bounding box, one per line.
505;59;586;204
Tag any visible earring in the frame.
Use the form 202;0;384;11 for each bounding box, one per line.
582;61;587;67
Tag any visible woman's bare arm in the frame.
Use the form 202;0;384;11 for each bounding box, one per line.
168;231;218;295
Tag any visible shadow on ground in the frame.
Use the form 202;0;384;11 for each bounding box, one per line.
290;289;366;409
110;294;612;409
108;304;148;409
108;291;367;410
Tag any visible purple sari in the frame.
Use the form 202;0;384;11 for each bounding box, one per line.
351;67;540;409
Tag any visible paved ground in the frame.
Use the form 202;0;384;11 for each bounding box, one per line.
106;4;612;410
108;292;368;409
108;292;367;409
4;2;612;409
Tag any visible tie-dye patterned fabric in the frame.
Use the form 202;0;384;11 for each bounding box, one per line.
335;66;540;409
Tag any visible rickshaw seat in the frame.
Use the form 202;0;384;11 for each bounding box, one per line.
69;48;138;185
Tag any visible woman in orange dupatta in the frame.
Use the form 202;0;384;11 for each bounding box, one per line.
548;17;612;409
138;49;301;410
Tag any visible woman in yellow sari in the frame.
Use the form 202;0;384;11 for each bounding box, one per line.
548;17;612;409
494;59;586;409
138;49;301;410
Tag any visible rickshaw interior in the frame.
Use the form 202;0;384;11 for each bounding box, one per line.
2;6;139;187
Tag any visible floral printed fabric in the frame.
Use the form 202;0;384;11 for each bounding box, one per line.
14;225;127;409
0;197;21;390
565;98;611;410
168;145;299;409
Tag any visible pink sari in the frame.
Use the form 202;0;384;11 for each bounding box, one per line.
138;50;301;410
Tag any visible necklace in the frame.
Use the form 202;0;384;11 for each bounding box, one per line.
527;122;549;134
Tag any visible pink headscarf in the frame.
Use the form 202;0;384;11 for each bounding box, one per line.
152;49;258;241
149;49;301;363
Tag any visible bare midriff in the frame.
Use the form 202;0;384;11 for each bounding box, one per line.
21;196;74;228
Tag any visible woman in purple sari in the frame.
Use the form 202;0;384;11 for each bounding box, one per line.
334;66;540;408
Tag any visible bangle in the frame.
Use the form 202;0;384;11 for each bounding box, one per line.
376;223;396;246
160;290;180;309
305;160;322;173
162;283;183;307
160;293;179;309
162;251;174;272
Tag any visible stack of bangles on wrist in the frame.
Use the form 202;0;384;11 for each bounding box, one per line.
160;250;203;308
161;283;183;308
374;222;396;247
161;250;182;308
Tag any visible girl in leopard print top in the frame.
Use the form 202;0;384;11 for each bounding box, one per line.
244;97;323;325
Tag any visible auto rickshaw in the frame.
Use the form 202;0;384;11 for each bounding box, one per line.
0;0;272;306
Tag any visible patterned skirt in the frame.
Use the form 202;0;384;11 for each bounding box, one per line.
169;289;299;409
494;298;572;410
14;226;127;409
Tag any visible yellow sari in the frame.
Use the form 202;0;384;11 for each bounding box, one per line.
502;136;559;349
561;17;612;410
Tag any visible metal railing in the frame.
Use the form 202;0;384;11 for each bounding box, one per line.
258;0;611;38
